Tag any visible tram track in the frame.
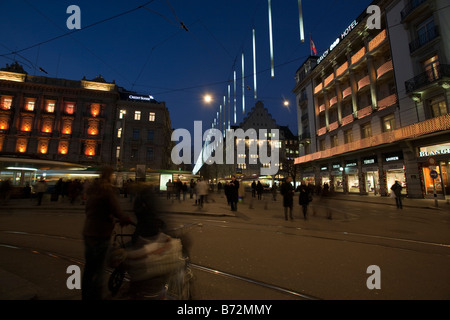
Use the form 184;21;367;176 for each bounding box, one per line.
0;230;319;300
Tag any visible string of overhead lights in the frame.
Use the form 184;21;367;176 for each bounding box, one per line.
209;0;305;137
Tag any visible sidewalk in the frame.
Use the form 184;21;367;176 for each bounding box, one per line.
1;191;448;214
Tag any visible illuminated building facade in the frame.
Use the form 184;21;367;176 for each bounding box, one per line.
0;63;173;185
293;0;450;199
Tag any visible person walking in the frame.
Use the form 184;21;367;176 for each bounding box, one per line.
229;176;240;211
81;166;131;300
280;177;295;221
321;183;332;219
166;179;173;200
297;181;311;220
35;178;48;206
256;181;264;200
271;182;278;201
251;180;257;198
391;180;403;209
196;178;208;208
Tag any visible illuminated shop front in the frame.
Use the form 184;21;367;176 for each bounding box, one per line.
320;166;330;186
301;169;315;185
383;152;406;195
330;163;343;192
345;160;359;193
418;143;450;198
362;156;379;195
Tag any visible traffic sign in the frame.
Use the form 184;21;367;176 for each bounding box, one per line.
430;170;439;180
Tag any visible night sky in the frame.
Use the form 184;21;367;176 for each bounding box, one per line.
1;0;373;135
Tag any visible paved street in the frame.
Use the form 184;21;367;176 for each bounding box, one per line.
0;191;449;300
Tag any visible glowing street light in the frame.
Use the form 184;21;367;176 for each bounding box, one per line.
203;94;213;104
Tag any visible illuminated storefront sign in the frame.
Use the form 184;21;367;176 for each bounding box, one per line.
317;20;359;65
384;152;403;162
419;143;450;157
128;94;155;102
363;157;377;165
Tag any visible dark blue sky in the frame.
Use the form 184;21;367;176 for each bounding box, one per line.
1;0;373;135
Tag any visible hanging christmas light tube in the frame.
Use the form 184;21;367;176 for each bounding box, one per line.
252;28;257;99
298;0;305;43
268;0;274;78
242;52;245;115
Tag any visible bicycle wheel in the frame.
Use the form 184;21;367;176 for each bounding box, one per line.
108;268;125;296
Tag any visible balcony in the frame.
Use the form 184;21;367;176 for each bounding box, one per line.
317;127;327;136
314;83;323;94
324;73;335;88
377;60;394;80
329;121;339;132
405;64;450;93
368;30;387;52
341;114;354;127
351;47;366;65
336;62;348;78
295;113;450;165
401;0;427;22
409;26;440;54
358;105;373;119
377;94;398;111
358;75;370;91
342;87;352;100
329;96;338;107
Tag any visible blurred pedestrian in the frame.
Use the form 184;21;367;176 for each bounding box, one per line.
280;177;295;221
321;183;332;219
35;178;48;206
297;181;311;220
229;176;240;211
54;178;63;202
251;180;257;198
195;178;209;208
23;182;31;200
166;179;173;200
0;178;12;205
81;166;131;300
391;180;403;209
256;181;264;200
182;182;187;201
189;179;196;199
271;182;278;201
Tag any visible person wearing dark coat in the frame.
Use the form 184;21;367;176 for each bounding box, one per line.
280;177;295;221
297;182;310;220
256;181;264;200
82;166;131;300
229;176;240;211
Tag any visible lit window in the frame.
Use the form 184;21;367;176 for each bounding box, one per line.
1;96;12;110
46;100;56;113
119;110;126;119
149;112;156;122
90;103;100;117
117;128;122;138
116;146;120;159
65;102;75;115
382;114;396;132
24;98;35;111
134;111;141;121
